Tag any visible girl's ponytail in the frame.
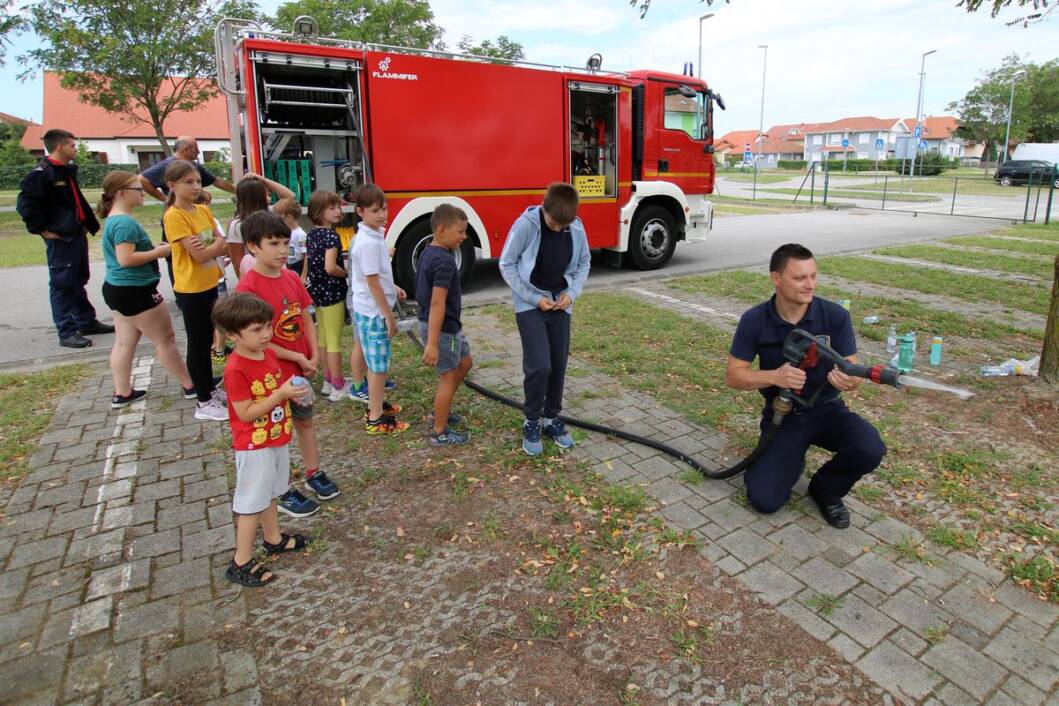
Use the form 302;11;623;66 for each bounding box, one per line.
96;170;137;219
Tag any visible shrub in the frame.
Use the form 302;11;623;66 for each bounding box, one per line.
0;162;142;190
891;152;954;176
778;160;806;170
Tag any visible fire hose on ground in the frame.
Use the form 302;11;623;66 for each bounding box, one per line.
401;318;969;480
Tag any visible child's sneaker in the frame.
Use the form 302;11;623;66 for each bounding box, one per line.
321;379;334;396
346;382;370;404
194;398;228;421
111;389;147;409
306;471;340;500
385;377;397;391
181;386;198;400
542;418;575;449
522;419;543;456
277;488;320;517
212;387;228;405
430;427;469;446
365;414;410;434
361;401;402;421
426;411;463;427
327;382;349;403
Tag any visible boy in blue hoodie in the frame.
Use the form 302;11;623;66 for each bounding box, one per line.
499;182;591;456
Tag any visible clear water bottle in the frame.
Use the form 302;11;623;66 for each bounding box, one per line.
886;325;898;354
897;333;915;373
862;315;880;324
396;318;417;333
980;365;1010;377
290;376;315;406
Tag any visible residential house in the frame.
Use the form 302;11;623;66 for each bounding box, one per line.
755;123;819;166
803;117;910;163
903;116;968;162
715;129;761;165
20;72;230;167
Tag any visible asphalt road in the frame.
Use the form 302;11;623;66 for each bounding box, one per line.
0;208;991;370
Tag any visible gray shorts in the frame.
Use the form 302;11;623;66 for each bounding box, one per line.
291;399;314;420
232;445;290;515
418;322;471;373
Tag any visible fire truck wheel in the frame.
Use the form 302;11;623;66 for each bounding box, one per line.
628;205;677;270
394;218;476;296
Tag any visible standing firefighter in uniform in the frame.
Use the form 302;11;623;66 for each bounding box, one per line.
724;244;886;528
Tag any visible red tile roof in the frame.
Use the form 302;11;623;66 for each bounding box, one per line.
0;111;34;126
716;129;760;152
20;71;229;150
903;116;959;138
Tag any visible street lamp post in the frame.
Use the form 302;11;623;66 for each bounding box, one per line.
753;44;767;200
1001;71;1024;164
697;13;715;79
907;49;936;186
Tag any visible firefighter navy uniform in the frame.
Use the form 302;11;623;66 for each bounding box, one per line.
729;294;886;517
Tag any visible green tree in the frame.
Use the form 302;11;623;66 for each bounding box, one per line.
22;0;260;155
0;1;24;66
273;0;443;49
456;35;525;61
957;0;1054;24
0;136;34;166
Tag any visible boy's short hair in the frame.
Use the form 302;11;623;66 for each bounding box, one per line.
350;183;386;210
242;210;291;247
43;129;75;153
212;293;274;335
769;243;815;273
284;200;303;219
542;182;579;227
430;203;468;231
307;190;341;225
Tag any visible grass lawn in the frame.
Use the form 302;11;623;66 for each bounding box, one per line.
819;255;1052;316
0;364;88;487
762;187;938;203
0;199;236;269
667;269;1042;344
841;175;1011;197
875;243;1056;279
715;172;795;184
950;235;1059;257
708;194;832;211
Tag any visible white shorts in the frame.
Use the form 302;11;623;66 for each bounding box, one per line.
232;445;290;515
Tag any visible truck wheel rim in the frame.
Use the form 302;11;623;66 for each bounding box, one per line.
640;219;669;260
411;233;463;274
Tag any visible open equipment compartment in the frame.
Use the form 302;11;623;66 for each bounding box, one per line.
251;52;369;203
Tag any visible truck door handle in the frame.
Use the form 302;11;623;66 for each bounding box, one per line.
658;159;669;173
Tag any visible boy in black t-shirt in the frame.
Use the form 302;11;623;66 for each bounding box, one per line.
416;204;473;446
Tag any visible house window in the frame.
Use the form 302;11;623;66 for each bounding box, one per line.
827;133;840;145
858;133;869;144
813;135;823;146
888;133;896;144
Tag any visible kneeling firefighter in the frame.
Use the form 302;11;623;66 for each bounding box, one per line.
724;243;887;529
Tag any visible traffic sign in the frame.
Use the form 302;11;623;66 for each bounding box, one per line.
744;142;751;151
743;150;753;162
875;138;884;149
919;139;928;150
841;138;849;148
913;126;922;138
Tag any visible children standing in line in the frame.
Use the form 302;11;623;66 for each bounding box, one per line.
162;160;229;421
235;210;340;516
498;182;591;456
417;204;473;446
213;293;311;587
348;185;408;434
283;202;307;280
224;173;296;279
96;171;194;408
304;190;350;402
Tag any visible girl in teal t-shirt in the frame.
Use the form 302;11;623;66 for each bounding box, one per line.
97;170;193;408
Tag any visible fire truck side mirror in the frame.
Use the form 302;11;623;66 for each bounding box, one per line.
714;93;726;111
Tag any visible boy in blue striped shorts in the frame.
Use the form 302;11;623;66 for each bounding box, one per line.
348;184;409;434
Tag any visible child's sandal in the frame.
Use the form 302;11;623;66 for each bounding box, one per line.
263;532;309;555
225;557;276;587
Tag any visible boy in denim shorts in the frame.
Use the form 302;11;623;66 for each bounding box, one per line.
213;293;312;587
417;204;473;446
348;184;408;434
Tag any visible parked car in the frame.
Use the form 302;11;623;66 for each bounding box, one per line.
994;160;1059;188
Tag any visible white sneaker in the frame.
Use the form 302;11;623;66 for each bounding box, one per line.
195;398;228;421
212;388;227;404
321;380;334;396
327;383;349;402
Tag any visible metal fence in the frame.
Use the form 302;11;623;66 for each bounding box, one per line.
718;164;1056;223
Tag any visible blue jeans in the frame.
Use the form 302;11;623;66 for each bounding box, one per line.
743;400;886;513
515;308;571;421
45;233;96;340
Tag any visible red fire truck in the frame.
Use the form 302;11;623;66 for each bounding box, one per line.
214;16;724;291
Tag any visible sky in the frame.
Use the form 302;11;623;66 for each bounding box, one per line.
2;0;1056;137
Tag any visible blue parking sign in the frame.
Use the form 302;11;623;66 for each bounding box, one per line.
914;126;922;138
919;139;928;150
875;138;884;149
841;138;849;148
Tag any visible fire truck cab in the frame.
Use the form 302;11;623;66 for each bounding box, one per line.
215;17;721;292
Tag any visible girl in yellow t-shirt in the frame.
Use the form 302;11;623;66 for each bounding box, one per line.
162;160;228;421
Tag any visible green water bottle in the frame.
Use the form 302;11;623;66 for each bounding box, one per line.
897;333;915;373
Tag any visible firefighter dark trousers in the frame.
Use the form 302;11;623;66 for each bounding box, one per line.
45;232;97;340
743;399;886;514
516;308;571;421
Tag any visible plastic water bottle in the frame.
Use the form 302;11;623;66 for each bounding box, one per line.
897;333;915;373
929;336;943;366
838;299;851;311
396;318;417;333
289;376;315;406
862;315;880;324
885;325;898;354
980;365;1010;377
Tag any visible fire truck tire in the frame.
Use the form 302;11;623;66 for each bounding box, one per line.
628;205;677;270
394;218;476;296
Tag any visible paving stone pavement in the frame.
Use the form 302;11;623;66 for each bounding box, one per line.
2;298;1058;704
463;306;1059;706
